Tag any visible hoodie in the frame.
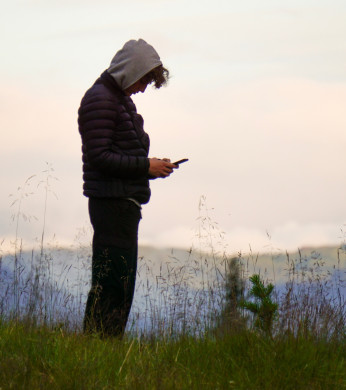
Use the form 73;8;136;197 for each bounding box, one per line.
78;40;158;203
107;39;162;90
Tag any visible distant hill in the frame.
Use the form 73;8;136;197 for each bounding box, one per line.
1;243;345;288
1;244;344;332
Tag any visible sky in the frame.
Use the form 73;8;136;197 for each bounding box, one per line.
1;0;346;255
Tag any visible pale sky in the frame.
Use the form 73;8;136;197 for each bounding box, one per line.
1;0;346;254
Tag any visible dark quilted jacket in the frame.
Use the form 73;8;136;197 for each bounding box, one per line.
78;71;151;204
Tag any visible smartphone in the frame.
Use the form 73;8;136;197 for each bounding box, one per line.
173;158;189;165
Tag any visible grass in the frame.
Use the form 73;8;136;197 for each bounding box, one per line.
0;249;344;390
0;321;344;389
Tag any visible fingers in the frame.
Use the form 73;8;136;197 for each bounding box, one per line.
149;158;175;178
159;162;174;178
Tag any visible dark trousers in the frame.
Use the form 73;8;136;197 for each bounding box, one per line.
83;198;141;337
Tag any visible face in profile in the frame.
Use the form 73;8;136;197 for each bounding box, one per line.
125;79;148;96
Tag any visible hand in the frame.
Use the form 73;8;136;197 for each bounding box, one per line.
162;158;179;167
149;158;177;178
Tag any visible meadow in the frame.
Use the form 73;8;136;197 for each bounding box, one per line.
1;245;344;389
0;320;344;389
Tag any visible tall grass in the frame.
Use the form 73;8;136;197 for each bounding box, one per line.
276;248;345;340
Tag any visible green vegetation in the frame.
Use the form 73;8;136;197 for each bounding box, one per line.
0;320;344;390
240;274;278;336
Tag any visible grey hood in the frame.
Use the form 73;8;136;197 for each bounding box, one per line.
107;39;162;91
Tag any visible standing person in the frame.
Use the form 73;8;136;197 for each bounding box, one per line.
78;39;176;337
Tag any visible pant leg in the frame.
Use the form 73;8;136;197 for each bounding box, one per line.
83;198;141;337
84;245;138;337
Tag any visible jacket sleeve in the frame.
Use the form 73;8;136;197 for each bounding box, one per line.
78;89;150;179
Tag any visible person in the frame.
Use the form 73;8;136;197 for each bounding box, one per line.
78;39;177;337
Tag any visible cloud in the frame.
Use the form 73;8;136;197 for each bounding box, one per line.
2;75;345;244
1;1;346;253
138;221;345;255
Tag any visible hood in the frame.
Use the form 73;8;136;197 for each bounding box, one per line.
107;39;162;91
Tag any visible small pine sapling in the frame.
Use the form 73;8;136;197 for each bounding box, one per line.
240;274;278;336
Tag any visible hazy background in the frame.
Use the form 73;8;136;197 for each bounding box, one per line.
1;0;345;254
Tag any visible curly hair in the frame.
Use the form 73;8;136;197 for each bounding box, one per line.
140;65;170;89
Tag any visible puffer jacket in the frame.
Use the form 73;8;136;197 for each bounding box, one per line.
78;71;151;204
